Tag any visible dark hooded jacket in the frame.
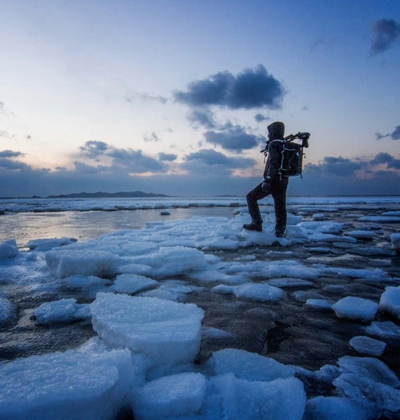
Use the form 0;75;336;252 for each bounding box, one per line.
263;121;288;183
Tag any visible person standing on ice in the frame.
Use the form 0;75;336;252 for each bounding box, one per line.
243;121;288;237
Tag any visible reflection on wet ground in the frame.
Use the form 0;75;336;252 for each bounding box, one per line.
0;206;236;246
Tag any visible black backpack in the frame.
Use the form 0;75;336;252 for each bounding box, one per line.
270;132;310;178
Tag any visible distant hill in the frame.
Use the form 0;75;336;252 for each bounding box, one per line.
45;191;169;199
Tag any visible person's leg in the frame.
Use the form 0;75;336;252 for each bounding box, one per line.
271;184;288;237
244;183;268;231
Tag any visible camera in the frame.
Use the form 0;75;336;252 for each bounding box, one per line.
260;131;310;153
295;132;310;148
296;132;310;141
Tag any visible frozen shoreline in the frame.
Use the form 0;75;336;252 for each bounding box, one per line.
1;196;400;419
1;195;400;214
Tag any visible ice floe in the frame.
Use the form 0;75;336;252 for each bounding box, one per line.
91;293;204;366
349;336;386;357
379;286;400;319
0;349;134;420
33;298;91;325
331;297;379;322
0;239;18;259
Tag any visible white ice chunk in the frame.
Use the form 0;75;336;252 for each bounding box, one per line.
131;372;206;420
28;237;77;252
46;249;116;279
380;286;400;318
323;266;391;281
208;348;295;382
312;213;325;220
260;259;320;279
305;396;368;420
0;349;133;420
308;233;356;243
33;298;91;324
190;268;247;286
332;297;379;321
202;327;234;339
268;278;314;287
391;233;400;252
359;216;400;223
334;356;400;414
212;373;306;420
129;246;207;278
59;275;112;290
0;239;18;259
364;321;400;339
0;295;14;324
338;356;400;388
114;273;158;295
345;230;375;240
299;221;343;234
233;282;284;301
349;336;386;357
305;299;333;310
383;211;400;217
91;294;204;366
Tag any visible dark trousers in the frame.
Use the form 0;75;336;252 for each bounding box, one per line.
246;181;288;230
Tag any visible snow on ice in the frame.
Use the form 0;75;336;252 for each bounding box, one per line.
91;293;204;366
0;295;14;324
0;349;134;420
33;298;91;325
391;233;400;253
0;239;18;259
0;197;400;419
332;297;379;322
380;286;400;319
349;336;386;357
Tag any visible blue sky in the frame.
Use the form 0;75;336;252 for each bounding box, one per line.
0;0;400;197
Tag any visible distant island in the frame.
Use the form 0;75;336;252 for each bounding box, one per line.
41;191;169;199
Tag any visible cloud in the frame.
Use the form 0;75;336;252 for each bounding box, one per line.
204;125;266;151
392;126;400;140
375;125;400;140
107;148;165;173
125;91;167;104
158;152;177;161
305;156;363;177
183;149;256;176
371;152;394;165
0;150;24;158
371;152;400;169
73;161;111;174
310;36;333;52
174;65;285;110
254;113;270;123
187;109;216;129
0;158;30;171
77;141;166;174
306;153;400;178
370;19;400;55
80;141;109;158
143;132;162;142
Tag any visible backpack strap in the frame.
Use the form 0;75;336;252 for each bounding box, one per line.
268;139;286;180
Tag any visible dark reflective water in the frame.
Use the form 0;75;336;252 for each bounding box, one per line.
0;207;237;247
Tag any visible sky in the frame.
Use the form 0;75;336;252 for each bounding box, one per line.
0;0;400;197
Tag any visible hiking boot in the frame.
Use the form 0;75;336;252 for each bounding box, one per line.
275;227;286;238
243;222;262;232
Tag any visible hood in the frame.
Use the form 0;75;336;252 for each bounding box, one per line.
267;121;285;140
